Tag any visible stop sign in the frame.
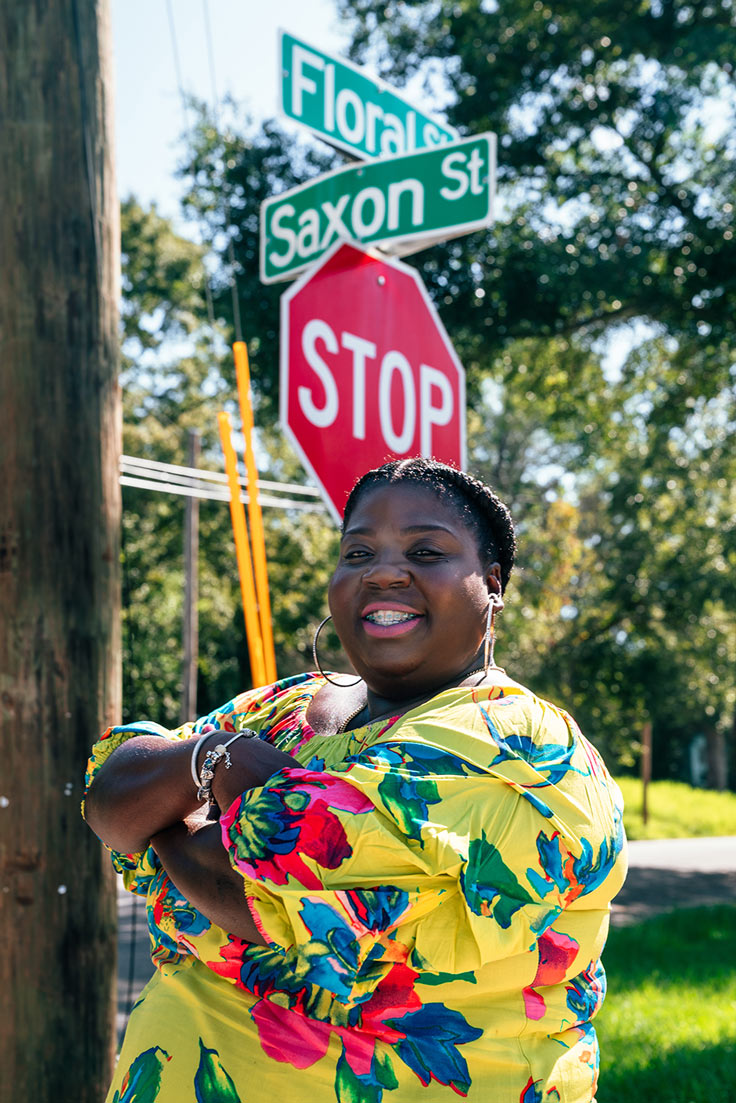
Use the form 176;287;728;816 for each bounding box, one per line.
280;240;466;523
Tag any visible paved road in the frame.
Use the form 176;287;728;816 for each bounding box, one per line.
116;887;153;1041
611;835;736;926
115;836;736;1038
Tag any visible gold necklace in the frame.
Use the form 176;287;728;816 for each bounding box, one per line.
338;665;502;734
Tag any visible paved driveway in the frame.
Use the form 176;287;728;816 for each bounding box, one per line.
611;836;736;926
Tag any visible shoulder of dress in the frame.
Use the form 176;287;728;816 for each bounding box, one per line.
199;672;322;727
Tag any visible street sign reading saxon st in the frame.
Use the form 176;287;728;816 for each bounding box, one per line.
279;30;458;161
280;241;466;523
261;132;496;284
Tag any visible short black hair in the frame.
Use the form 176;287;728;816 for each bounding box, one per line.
342;458;516;592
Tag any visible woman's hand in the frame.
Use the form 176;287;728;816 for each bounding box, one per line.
84;732;297;855
150;818;268;945
207;734;298;812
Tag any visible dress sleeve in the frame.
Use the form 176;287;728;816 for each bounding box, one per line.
220;735;624;1009
82;721;194;886
81;684;279;890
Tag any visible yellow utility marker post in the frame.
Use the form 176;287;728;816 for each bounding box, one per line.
217;411;267;687
233;341;277;684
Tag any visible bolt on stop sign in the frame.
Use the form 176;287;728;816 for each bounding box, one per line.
280;240;466;523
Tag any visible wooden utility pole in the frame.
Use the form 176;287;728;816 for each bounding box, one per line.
181;430;201;722
641;719;652;826
0;2;120;1099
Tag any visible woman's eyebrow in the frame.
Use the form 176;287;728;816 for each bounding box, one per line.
343;523;456;537
402;524;456;534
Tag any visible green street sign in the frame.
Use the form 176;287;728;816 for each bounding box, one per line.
260;133;496;284
279;30;458;161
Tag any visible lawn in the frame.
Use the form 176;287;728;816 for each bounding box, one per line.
615;777;736;840
596;906;736;1103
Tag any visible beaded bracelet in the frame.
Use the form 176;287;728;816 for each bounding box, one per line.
195;729;257;806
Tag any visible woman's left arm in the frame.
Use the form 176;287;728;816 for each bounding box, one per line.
150;816;268;945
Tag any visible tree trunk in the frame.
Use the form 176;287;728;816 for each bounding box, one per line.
0;1;120;1098
704;726;728;792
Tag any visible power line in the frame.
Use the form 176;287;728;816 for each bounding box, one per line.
166;0;188;132
164;0;234;336
200;0;243;341
121;455;321;496
120;454;325;513
119;474;324;512
201;0;220;111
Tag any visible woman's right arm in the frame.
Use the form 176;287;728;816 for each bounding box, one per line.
84;735;203;854
84;732;296;855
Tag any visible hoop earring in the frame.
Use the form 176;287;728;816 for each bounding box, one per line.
483;595;503;675
312;615;362;687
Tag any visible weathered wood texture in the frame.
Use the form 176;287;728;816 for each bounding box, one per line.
0;1;121;1098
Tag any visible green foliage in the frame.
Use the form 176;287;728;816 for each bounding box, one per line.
176;102;339;418
119;197;343;726
597;907;736;1102
466;330;735;770
339;1;736;379
121;198;208;352
617;777;736;840
119;198;235;724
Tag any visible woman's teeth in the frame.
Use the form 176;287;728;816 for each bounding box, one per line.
365;610;417;625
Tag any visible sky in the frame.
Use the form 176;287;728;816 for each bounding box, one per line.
112;0;349;220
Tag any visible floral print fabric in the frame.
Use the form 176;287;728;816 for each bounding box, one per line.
85;673;627;1102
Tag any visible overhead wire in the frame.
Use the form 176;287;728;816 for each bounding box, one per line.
201;0;220;108
155;5;319;510
120;455;325;512
121;454;322;497
166;0;188;132
166;0;218;330
201;0;244;341
166;0;244;336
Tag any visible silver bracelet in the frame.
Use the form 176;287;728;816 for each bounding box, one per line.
190;732;212;789
195;729;257;806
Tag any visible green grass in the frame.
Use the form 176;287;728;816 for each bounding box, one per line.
597;906;736;1103
615;777;736;840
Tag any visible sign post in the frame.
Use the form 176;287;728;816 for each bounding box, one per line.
280;241;466;522
279;30;458;160
261;132;495;283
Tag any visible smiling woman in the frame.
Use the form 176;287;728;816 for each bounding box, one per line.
83;458;627;1103
329;470;504;703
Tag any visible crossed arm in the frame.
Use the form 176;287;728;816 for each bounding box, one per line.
84;733;297;943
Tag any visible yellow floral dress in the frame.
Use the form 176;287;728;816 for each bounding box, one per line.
84;673;627;1103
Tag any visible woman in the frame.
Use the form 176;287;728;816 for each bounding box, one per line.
84;458;626;1103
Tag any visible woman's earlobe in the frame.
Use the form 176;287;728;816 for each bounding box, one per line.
489;590;503;609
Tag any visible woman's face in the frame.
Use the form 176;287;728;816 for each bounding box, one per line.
328;483;502;699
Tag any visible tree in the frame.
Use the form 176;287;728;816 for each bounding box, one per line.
118;199;343;727
468;331;736;777
339;0;736;392
118;197;237;723
0;1;119;1097
177;104;338;415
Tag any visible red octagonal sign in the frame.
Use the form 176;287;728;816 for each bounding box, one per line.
280;240;466;523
